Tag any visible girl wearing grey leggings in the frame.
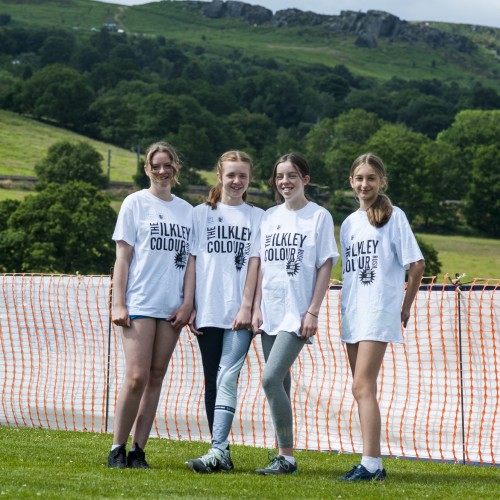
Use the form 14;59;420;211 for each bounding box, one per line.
252;153;338;475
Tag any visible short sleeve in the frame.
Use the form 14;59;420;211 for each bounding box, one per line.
315;209;339;268
112;196;137;247
391;208;424;269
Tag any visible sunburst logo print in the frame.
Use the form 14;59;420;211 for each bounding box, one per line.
286;258;300;277
359;267;375;285
234;252;247;271
174;251;187;270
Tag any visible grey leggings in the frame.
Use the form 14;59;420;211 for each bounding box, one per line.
261;331;307;449
211;328;253;450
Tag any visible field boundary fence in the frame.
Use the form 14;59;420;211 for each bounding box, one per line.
0;274;498;465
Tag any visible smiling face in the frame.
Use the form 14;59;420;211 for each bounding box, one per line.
218;160;251;205
275;160;310;207
350;162;386;209
146;150;177;189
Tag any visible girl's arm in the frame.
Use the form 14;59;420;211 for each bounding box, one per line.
112;240;133;328
300;257;334;339
251;266;263;334
168;254;195;329
232;257;260;331
401;259;425;328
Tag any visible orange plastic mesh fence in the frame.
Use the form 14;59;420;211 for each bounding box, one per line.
1;274;499;465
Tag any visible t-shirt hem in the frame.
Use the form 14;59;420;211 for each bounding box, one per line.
341;336;404;344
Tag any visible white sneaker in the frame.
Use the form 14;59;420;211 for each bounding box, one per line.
186;447;234;473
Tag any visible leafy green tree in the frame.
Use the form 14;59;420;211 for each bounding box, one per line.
227;111;276;155
0;182;116;274
305;109;383;190
40;33;75;65
167;123;214;169
21;64;94;128
0;199;20;232
87;95;138;146
436;110;500;200
236;70;304;128
464;144;500;237
136;93;183;145
345;85;397;122
437;110;500;161
0;70;22;110
416;141;466;230
315;73;351;101
35;141;108;189
398;94;453;138
304;117;336;186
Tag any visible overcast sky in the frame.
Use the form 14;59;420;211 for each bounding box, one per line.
95;0;500;28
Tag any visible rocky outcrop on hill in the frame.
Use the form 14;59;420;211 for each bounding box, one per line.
195;1;475;53
200;0;272;25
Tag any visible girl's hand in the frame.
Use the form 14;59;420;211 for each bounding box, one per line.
232;306;252;331
168;302;193;330
251;308;263;335
188;309;202;335
401;308;411;328
112;304;130;328
299;311;318;339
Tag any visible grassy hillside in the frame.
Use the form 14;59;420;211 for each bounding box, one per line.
0;0;498;89
0;110;137;182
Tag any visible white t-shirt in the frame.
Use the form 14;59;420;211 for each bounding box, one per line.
259;202;339;337
340;206;424;344
112;189;193;318
191;202;264;329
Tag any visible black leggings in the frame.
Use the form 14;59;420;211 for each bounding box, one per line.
196;327;225;434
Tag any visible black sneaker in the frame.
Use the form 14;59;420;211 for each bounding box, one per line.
127;443;150;469
338;464;386;482
107;444;127;468
255;454;298;475
186;448;234;473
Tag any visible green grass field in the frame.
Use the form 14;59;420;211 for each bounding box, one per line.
416;233;500;283
0;426;498;499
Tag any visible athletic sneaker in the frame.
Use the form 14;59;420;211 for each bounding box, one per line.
107;444;127;469
338;464;386;482
127;443;150;469
255;454;298;475
186;447;234;473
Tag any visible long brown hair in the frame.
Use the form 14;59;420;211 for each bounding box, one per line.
206;150;253;209
144;141;182;187
350;153;393;228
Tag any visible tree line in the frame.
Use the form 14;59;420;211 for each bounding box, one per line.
0;140;442;276
0;24;498;240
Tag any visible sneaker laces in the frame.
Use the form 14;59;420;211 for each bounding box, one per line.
198;448;224;467
266;454;289;471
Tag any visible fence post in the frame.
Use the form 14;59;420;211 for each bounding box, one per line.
455;276;466;465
